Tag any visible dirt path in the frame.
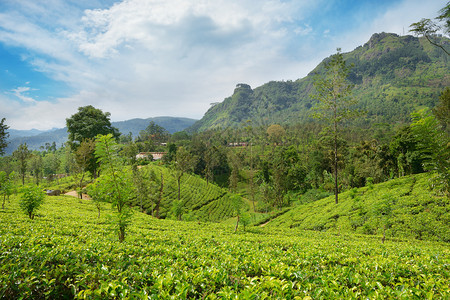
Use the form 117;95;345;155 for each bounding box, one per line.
259;220;270;227
65;190;91;200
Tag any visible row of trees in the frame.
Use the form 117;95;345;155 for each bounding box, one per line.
1;88;447;205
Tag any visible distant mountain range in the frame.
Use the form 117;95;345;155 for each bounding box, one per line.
4;116;197;155
188;32;450;132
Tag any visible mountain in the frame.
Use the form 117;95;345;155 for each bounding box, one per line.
113;116;197;136
8;128;51;139
6;128;69;154
4;116;197;154
189;33;450;132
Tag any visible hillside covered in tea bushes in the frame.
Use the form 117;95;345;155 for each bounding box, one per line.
266;173;450;242
0;193;449;298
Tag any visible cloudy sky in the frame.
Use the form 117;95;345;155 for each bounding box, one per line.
0;0;444;130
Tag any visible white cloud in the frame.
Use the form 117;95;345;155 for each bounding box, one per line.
334;0;445;54
10;87;37;103
0;0;446;131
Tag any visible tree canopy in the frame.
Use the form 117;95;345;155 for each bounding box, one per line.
66;105;120;148
0;118;9;156
138;121;169;143
310;48;359;204
410;2;450;55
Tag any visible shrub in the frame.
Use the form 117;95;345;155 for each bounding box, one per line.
19;185;45;219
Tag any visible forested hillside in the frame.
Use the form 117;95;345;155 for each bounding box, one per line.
190;33;450;132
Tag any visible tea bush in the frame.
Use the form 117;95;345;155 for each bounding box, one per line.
0;194;449;298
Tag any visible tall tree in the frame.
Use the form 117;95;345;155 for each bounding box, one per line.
310;48;359;204
0;171;15;209
13;143;31;185
66;105;120;149
131;166;155;214
74;139;96;198
0;118;9;156
204;145;219;185
42;153;61;182
138;121;169;144
433;87;450;134
245;122;256;211
92;134;133;242
66;106;119;177
227;150;242;192
29;154;43;185
266;124;285;145
174;146;195;201
411;108;450;199
410;2;450;55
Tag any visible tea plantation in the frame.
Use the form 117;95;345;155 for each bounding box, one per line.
268;173;450;242
1;194;449;299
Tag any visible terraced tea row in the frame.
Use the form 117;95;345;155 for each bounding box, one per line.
1;195;448;298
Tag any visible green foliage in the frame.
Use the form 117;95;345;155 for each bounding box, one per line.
92;134;134;242
299;188;332;205
19;185;45;219
137;121;169;143
366;177;374;189
311;48;360;204
433;87;450;132
0;118;9;156
389;126;425;177
29;154;43;185
0;171;15;209
409;2;450;55
189;33;449;133
411;108;450;198
268;173;450;242
13;143;31;185
174;146;195;200
266;124;285;144
126;164;243;222
66;105;120;149
0;195;449;298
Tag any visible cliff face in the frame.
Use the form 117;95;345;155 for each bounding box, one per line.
189;33;450;132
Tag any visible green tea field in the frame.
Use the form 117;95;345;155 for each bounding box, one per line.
1;194;449;299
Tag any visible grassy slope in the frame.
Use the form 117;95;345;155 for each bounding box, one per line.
266;173;450;242
0;194;449;298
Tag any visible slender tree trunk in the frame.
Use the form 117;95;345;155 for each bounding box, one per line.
235;214;240;232
79;173;85;199
250;143;255;211
155;172;163;219
334;104;339;204
334;133;338;204
177;174;181;201
119;226;125;242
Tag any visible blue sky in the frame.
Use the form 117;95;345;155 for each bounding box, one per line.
0;0;445;130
